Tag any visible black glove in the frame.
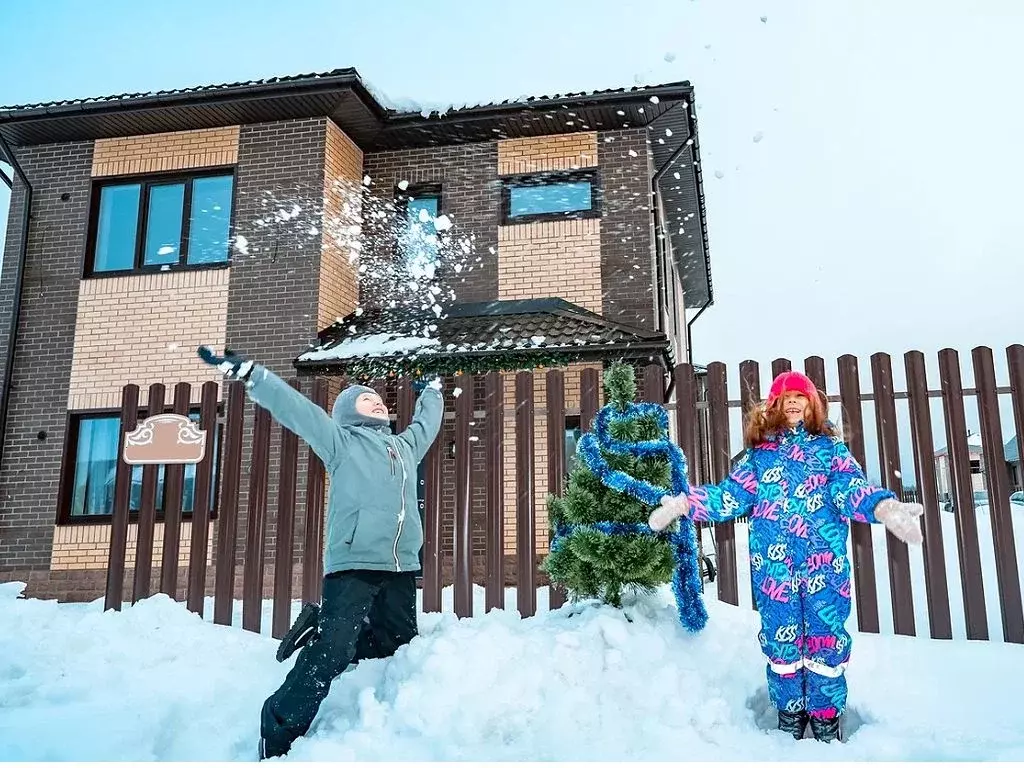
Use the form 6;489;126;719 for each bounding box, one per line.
197;346;254;382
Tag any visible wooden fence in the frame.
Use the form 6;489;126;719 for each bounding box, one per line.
103;346;1024;645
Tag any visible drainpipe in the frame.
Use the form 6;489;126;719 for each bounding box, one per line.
0;132;33;475
685;299;712;366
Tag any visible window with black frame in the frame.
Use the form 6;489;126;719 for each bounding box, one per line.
396;184;442;275
565;415;583;476
501;170;600;225
86;170;234;276
61;410;220;523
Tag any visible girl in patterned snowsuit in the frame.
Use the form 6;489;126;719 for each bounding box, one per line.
649;371;924;743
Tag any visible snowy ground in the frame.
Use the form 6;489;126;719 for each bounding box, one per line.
2;576;1023;762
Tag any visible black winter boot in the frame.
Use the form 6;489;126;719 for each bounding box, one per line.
777;710;809;740
276;602;320;663
810;715;842;743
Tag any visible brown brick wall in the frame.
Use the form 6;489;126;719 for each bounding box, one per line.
362;143;500;306
67;269;228;410
598;129;656;329
91;127;239;177
319;122;363;331
0;141;94;574
497;219;602;312
50;520;213;570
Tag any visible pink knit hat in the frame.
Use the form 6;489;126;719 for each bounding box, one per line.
767;371;818;404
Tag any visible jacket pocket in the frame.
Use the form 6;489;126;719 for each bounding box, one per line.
343;510;361;545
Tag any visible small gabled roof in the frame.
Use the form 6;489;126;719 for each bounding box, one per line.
293;298;670;377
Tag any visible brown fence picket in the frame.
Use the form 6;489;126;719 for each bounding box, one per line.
484;371;505;612
302;379;328;605
972;347;1023;643
214;382;245;625
738;360;760;608
422;414;443;613
454;373;474;619
272;380;301;639
396;376;414;433
516;371;537;618
837;354;880;632
580;368;599;432
105;384;140;612
1010;345;1024;478
186;382;218;616
547;369;568;610
904;351;952;639
870;353;915;636
804;356;827;392
133;383;166;604
938;348;988;640
642;364;664;403
771;358;792;378
674;364;698;485
707;362;738;605
242;403;272;632
160;383;191;597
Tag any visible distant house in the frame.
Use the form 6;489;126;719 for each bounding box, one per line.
1006;436;1022;490
933;432;1023;501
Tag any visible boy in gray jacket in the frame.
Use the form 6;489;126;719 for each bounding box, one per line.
198;347;443;759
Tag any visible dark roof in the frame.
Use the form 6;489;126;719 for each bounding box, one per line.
0;67;692;151
293;298;670;376
1006;436;1020;463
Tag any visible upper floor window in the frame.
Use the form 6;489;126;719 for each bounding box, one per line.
86;170;234;276
396;184;441;276
501;170;600;225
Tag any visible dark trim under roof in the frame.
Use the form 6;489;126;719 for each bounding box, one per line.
0;67;692;151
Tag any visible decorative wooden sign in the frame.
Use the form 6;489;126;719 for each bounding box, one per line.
123;413;207;465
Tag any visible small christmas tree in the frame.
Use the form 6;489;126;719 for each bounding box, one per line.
543;363;707;631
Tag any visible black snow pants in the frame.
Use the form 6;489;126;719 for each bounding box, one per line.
260;569;417;756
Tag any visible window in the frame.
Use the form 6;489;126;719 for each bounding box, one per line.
86;170;234;276
565;416;583;475
60;410;220;523
396;185;442;276
501;171;601;224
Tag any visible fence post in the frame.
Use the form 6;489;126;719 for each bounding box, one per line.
186;382;218;616
904;351;953;640
301;379;328;606
938;348;988;640
105;384;140;612
837;354;880;633
771;358;792;378
707;362;738;605
972;347;1023;643
271;380;301;639
484;371;505;612
214;381;245;625
132;383;166;604
870;353;915;636
738;360;761;609
422;399;443;613
242;404;272;633
454;373;474;619
547;369;568;610
159;383;192;598
516;371;537;618
580;368;599;432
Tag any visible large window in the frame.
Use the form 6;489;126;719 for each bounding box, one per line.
396;185;442;276
60;410;220;523
87;171;234;276
501;171;600;224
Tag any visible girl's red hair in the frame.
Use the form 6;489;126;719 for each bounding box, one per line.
743;388;837;447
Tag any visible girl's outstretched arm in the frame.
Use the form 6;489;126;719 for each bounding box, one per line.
650;451;759;530
827;439;896;524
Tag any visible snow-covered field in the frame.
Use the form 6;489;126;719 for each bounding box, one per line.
2;574;1023;762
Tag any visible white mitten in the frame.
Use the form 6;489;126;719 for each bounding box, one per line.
648;493;691;532
874;500;924;546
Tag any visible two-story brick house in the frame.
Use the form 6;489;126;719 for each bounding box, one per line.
0;68;712;600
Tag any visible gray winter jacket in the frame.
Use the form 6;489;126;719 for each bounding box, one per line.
246;366;443;574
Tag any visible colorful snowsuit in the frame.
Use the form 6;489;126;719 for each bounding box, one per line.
686;425;895;719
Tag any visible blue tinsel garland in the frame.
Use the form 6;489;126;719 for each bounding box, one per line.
552;401;709;633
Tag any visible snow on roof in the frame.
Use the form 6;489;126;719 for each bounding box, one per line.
297;333;440;363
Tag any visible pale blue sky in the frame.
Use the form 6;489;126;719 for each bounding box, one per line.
3;0;1024;477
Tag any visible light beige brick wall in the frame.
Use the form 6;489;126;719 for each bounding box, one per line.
51;521;213;570
92;127;240;177
502;364;598;555
497;219;602;313
68;270;229;410
497;133;598;175
319;122;363;330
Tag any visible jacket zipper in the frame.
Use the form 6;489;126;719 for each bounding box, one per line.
391;437;407;572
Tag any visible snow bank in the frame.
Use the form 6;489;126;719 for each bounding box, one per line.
1;583;1023;761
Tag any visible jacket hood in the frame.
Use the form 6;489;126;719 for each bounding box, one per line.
332;385;392;433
